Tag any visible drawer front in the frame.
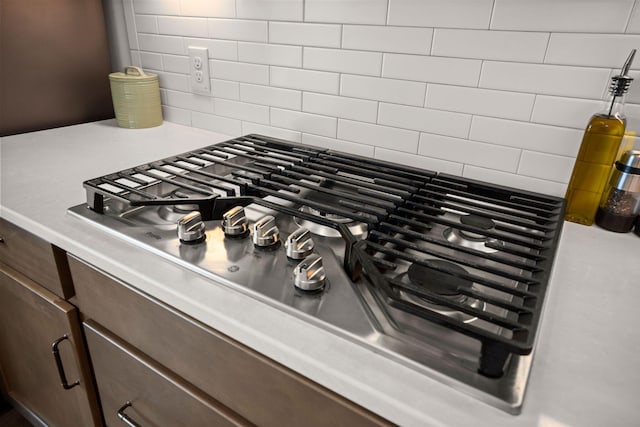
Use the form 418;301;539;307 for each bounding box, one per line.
69;256;389;427
84;321;248;427
0;218;73;298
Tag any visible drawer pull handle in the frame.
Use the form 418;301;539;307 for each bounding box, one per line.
0;236;4;243
117;401;142;427
51;335;80;390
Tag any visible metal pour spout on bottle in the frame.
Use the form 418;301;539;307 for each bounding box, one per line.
564;49;636;226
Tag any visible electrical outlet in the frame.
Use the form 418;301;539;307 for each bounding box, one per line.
188;46;210;95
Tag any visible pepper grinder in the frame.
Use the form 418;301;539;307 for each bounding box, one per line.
595;150;640;232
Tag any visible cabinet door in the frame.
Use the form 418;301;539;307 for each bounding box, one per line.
84;321;249;427
0;262;101;427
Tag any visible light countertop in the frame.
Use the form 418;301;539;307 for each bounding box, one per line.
1;120;639;427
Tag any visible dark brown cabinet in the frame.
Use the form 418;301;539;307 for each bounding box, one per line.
0;228;101;427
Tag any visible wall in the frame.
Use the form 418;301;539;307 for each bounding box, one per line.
116;0;640;196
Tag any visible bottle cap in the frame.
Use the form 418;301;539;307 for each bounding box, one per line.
609;49;636;96
615;150;640;175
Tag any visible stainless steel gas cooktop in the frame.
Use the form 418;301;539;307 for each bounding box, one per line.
68;134;565;413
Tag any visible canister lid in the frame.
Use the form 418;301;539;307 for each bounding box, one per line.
109;66;158;82
615;150;640;174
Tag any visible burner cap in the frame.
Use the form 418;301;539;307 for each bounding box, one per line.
407;260;472;296
460;214;495;230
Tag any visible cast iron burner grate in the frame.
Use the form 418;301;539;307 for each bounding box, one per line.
82;134;565;379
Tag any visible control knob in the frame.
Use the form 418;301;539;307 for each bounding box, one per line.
293;254;326;292
285;228;314;260
177;211;206;244
222;206;249;238
252;215;280;249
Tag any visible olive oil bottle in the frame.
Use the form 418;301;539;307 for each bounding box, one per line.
564;50;636;225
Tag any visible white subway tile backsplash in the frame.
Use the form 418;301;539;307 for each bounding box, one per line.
470;116;582;157
491;0;635;33
628;3;640;34
213;98;270;124
462;165;566;197
340;74;426;106
192;111;241;135
378;103;471;139
179;0;235;18
480;61;611;99
387;0;493;29
303;93;378;123
240;84;302;109
432;29;549;63
242;122;303;142
183;38;237;61
157;71;189;91
342;25;432;55
140;52;163;70
518;151;574;183
238;43;302;67
304;48;382;76
418;133;520;173
135;15;158;33
531;96;601;129
305;0;388;25
383;54;481;86
237;0;303;21
133;0;180;15
338;119;419;153
211;60;269;85
302;133;375;157
212;79;240;100
158;16;207;37
269;22;342;48
166;90;214;113
138;34;184;54
375;148;463;175
125;0;640;194
426;84;535;121
161;105;191;125
545;34;640;68
162;54;189;73
625;71;640;104
270;108;337;137
207;18;268;42
270;67;339;94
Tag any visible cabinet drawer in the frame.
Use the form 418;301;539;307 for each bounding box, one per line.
0;218;73;298
84;321;248;427
69;256;389;427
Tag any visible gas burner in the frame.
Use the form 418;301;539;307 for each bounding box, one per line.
156;188;211;221
443;214;501;253
397;260;485;324
294;205;367;238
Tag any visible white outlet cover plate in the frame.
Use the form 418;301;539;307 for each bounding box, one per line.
188;46;210;95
